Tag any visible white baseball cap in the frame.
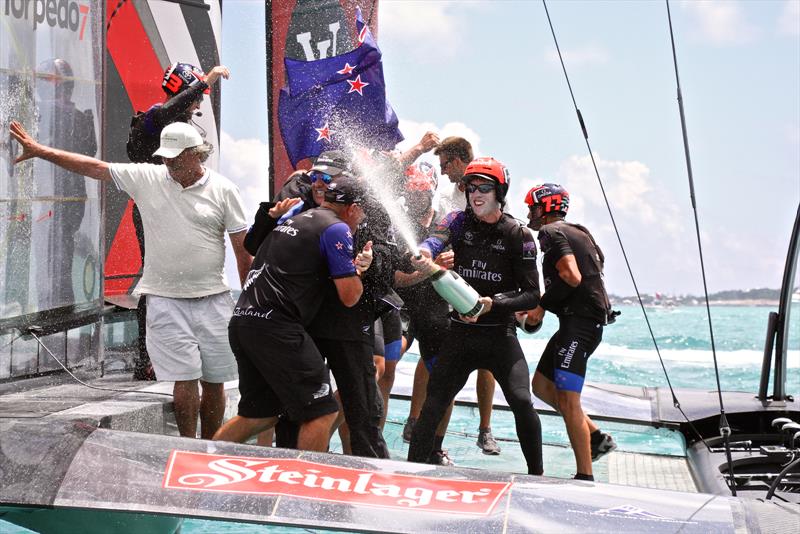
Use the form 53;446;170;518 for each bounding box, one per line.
153;122;204;159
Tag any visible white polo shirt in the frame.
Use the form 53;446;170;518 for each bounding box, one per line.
109;163;248;298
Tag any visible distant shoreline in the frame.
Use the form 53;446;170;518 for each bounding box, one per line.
610;299;780;307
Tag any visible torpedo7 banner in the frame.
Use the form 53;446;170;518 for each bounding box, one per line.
267;0;382;195
0;0;103;326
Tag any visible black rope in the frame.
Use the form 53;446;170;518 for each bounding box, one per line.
664;0;735;496
540;0;711;453
22;327;173;398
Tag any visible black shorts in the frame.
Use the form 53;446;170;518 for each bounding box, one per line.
373;308;402;360
536;315;603;393
229;319;339;422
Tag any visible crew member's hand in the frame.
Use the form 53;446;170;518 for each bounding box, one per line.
410;251;438;277
355;240;373;275
527;306;545;326
205;65;231;86
9;121;41;164
416;131;440;153
434;250;454;270
268;197;302;219
459;296;492;323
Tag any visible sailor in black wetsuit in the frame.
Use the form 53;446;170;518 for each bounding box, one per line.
522;183;618;481
213;174;373;452
126;62;230;381
407;157;544;475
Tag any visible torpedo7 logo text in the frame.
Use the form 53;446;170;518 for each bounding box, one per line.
4;0;91;40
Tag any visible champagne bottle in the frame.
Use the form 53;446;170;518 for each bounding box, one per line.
429;269;484;317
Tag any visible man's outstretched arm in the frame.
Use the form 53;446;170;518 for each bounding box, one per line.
9;121;112;181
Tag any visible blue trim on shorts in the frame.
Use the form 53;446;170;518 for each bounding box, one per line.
423;355;438;373
384;339;402;362
554;369;585;392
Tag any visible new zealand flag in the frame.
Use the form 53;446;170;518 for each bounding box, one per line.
278;8;404;167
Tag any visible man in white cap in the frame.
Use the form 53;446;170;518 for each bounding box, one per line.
9;120;252;440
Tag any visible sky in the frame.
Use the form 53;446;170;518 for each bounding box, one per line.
218;0;800;297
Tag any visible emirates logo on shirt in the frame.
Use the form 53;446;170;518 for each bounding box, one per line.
163;450;510;515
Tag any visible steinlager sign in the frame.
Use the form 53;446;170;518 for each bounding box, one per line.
163;450;511;515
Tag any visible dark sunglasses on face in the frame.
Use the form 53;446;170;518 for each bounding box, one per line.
310;171;334;184
440;158;452;169
466;183;495;194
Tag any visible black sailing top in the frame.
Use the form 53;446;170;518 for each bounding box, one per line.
233;207;357;326
420;210;540;327
538;220;610;323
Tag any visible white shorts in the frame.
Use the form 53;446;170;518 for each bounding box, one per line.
145;292;238;383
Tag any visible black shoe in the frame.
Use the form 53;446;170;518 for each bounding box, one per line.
591;432;617;461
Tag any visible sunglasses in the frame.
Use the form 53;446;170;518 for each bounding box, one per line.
440;158;453;169
310;171;334;184
466;183;495;194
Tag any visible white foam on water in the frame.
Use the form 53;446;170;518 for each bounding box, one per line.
517;337;800;369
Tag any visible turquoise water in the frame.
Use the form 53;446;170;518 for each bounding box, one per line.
3;305;796;533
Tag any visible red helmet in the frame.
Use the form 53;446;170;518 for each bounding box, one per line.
462;157;510;201
525;183;570;216
162;62;209;97
404;161;438;192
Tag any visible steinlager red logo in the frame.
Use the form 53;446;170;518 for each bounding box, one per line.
163;450;510;515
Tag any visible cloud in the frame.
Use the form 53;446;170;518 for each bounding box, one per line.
219;131;269;289
681;1;759;45
379;1;483;61
517;153;697;295
544;44;610;68
219;131;270;219
778;0;800;36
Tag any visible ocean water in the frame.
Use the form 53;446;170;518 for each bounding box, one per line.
3;305;796;533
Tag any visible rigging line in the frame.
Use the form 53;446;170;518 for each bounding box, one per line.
540;0;709;452
22;327;173;398
664;0;736;495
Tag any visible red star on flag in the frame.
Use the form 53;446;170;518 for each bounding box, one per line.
315;122;334;141
358;25;368;44
337;63;355;75
347;75;369;96
335;241;344;250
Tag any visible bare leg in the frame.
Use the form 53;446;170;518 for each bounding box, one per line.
173;380;200;438
557;390;592;476
299;412;338;452
329;390;350;453
533;371;599;433
477;369;495;429
199;381;226;439
378;358;398;430
213;415;278;443
256;429;275;446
